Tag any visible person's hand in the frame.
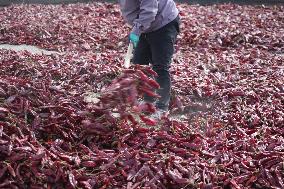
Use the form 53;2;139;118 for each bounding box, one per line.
129;33;139;47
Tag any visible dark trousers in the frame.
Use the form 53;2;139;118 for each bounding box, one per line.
133;16;180;111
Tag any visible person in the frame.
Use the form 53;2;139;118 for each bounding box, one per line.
119;0;180;118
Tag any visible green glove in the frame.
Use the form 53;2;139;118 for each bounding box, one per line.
129;33;139;48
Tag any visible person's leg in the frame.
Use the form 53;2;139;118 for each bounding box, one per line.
147;17;180;111
133;34;156;103
133;34;152;66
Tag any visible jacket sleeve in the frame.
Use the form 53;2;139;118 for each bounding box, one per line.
131;0;159;36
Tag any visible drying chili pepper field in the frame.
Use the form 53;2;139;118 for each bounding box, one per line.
0;2;284;189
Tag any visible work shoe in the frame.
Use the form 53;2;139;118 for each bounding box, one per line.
134;100;156;115
150;109;169;120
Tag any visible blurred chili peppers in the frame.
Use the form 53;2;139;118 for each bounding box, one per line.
0;2;283;189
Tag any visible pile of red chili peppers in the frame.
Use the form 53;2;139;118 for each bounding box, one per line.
0;2;283;189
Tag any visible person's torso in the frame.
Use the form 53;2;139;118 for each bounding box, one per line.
119;0;179;33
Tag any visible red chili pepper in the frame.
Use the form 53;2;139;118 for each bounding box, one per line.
0;140;9;146
139;152;151;159
169;147;188;156
139;87;160;98
228;179;242;189
135;127;150;133
0;125;3;137
136;70;149;82
139;115;157;126
42;168;55;176
119;78;135;87
235;174;250;184
146;103;156;113
55;167;63;182
200;183;213;189
68;172;77;188
240;161;256;171
133;103;156;113
0;165;7;179
80;181;93;189
227;90;245;98
275;168;284;188
224;158;234;167
181;142;200;151
127;182;140;189
58;154;74;163
265;158;282;169
30;164;41;178
155;132;181;144
73;156;81;167
16;163;24;183
30;152;46;161
167;169;189;184
81;161;97;168
121;169;128;178
173;162;189;176
264;168;277;187
127;85;138;104
14;146;33;152
143;67;158;77
79;144;93;155
6;163;16;177
259;156;278;167
124;69;137;74
0;180;14;187
147;79;160;89
245;175;257;186
7;143;13;156
127;114;138;125
147;178;158;189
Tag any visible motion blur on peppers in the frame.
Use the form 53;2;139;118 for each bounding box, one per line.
119;0;180;119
